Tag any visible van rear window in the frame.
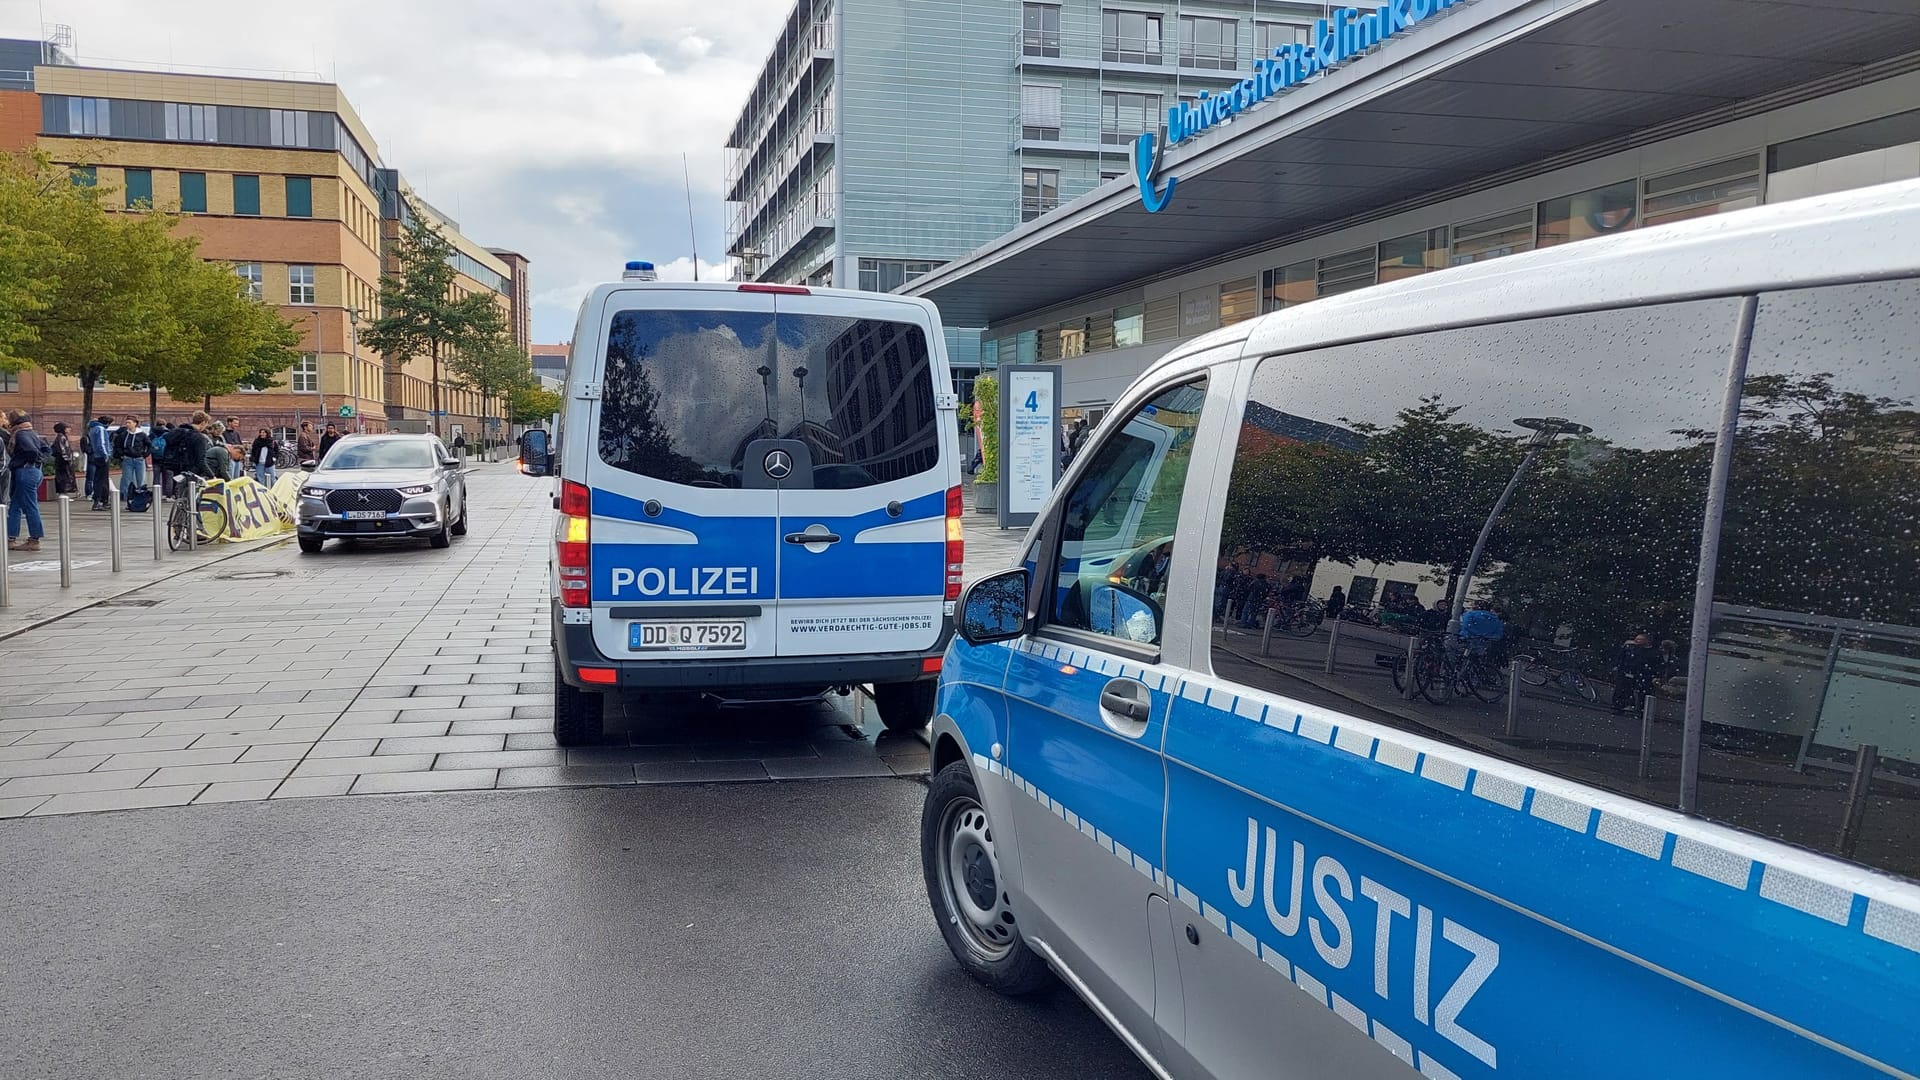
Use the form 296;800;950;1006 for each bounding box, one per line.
597;308;939;489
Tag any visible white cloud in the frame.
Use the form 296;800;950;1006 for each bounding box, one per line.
11;0;796;340
653;256;734;282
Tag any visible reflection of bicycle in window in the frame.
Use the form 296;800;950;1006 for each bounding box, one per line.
1389;632;1507;705
1513;646;1599;703
166;474;227;551
1266;597;1325;637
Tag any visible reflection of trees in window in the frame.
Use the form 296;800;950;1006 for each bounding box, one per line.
598;330;719;486
1718;371;1919;624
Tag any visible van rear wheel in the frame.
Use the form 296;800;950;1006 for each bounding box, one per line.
871;680;936;733
553;657;606;746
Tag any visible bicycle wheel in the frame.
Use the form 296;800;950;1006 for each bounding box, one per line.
197;501;227;544
1515;657;1550;687
1389;655;1408;693
1414;652;1449;706
1286;609;1321;638
1568;674;1599;703
167;501;190;551
1465;661;1505;704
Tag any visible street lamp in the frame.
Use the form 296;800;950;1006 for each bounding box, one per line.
1447;416;1593;639
347;305;363;433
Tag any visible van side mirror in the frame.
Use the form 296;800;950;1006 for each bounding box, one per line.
520;452;549;477
957;568;1030;645
1090;582;1160;645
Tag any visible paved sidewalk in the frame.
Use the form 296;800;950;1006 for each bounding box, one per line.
0;463;929;818
1;485;282;638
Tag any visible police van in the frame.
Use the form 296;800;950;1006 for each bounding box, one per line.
534;264;964;746
922;182;1920;1079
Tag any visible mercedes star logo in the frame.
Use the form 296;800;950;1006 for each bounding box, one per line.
763;450;793;480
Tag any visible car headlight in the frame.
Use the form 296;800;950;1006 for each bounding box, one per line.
300;486;327;497
397;484;434;496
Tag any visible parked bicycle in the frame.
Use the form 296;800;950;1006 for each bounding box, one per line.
1513;647;1600;703
166;475;226;551
1385;632;1507;705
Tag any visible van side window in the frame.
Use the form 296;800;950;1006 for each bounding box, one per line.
1209;300;1741;808
1700;277;1920;878
1049;379;1206;647
597;308;938;488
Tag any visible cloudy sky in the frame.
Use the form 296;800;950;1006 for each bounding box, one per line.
7;0;795;343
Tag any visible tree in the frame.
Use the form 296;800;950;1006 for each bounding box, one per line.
0;153;73;369
445;333;530;450
974;376;1001;484
508;381;562;426
361;199;509;438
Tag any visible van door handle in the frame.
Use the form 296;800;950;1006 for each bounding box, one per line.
1099;681;1152;724
784;531;842;545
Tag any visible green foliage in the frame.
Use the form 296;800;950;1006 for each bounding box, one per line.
508;382;563;426
975;376;1000;484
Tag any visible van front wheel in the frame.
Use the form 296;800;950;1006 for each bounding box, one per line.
553;657;606;746
871;680;936;733
922;761;1052;995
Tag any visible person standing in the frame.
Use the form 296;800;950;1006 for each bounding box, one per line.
296;421;318;465
115;414;151;508
317;423;342;461
172;412;215;481
249;428;278;487
221;417;244;479
84;413;112;509
1325;585;1347;623
50;422;76;495
1612;633;1660;716
6;410;47;552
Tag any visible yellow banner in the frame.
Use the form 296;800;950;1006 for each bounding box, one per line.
193;475;299;542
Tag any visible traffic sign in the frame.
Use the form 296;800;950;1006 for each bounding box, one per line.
337;405;356;418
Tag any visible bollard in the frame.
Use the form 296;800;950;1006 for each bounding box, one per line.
57;495;73;588
153;479;167;560
1637;694;1658;779
1837;744;1879;859
0;514;9;609
1505;662;1523;736
1401;635;1419;701
1323;616;1342;675
109;485;123;573
1260;609;1275;656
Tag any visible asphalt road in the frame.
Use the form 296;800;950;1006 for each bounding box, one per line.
0;778;1151;1080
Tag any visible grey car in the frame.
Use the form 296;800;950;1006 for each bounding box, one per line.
295;434;468;553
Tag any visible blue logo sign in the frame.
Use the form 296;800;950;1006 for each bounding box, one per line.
1135;0;1461;212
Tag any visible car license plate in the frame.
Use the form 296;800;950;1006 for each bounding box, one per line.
631;620;747;651
343;510;386;520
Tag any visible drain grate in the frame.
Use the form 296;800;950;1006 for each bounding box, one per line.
96;598;164;608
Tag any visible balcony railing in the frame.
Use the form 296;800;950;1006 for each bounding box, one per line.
1012;21;1326;74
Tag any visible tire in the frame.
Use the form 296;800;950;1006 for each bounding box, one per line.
298;536;324;554
921;761;1052;996
1570;676;1599;704
1515;657;1549;687
871;680;936;733
552;657;605;747
1388;655;1408;693
1464;661;1505;704
428;525;452;549
1413;652;1449;706
167;505;190;551
450;501;468;536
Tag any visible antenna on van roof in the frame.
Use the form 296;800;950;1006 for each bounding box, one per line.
683;153;699;282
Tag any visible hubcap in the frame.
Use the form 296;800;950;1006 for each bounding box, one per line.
939;796;1016;960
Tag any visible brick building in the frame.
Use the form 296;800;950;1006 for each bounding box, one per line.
0;44;526;444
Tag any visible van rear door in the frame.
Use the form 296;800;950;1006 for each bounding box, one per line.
762;291;955;658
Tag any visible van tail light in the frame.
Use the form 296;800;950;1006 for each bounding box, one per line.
738;283;811;295
945;485;965;601
557;479;591;609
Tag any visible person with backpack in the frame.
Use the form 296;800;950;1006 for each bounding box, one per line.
167;412;216;484
85;413;112;509
150;422;173;498
6;410;47;552
115;414;152;511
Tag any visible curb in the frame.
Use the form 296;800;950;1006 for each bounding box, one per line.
0;534;291;643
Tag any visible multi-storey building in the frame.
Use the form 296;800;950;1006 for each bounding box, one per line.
489;248;532;352
722;0;1337;371
0;45;526;443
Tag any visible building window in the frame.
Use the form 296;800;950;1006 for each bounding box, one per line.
163;103;214;142
1179;15;1238;70
179;172;208;214
1262;259;1315;311
1377;227;1446;282
1448;207;1535;266
285;177;313;218
1058;319;1087;359
1022;3;1060;57
857;258;940;293
1642;154;1762;228
1021;84;1062;142
68;97;110;136
1101;91;1161;145
69;165;95;187
0;370;18;393
1316;247;1376;297
233;174;261;216
1537;179;1637;248
269;109;311;148
1219;278;1258;326
1113;304;1144;348
290;353;319;393
235;262;263;301
123;168;152;208
1021;168;1059;221
289;265;316;305
1255;20;1312;56
1103;10;1163;64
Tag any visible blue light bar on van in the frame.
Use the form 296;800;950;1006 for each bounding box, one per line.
739;283;811;295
